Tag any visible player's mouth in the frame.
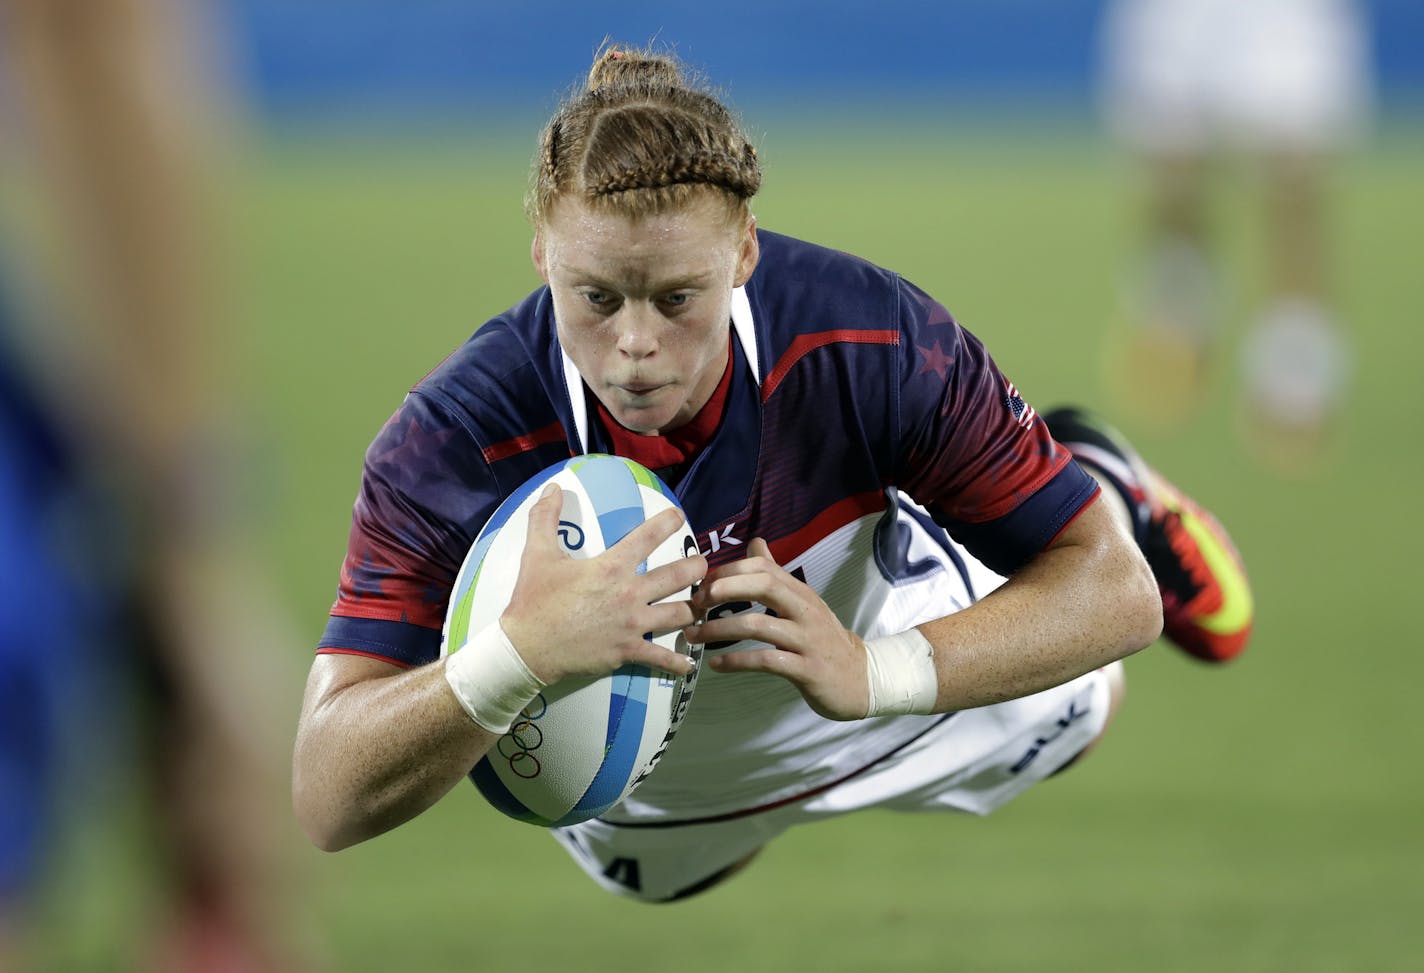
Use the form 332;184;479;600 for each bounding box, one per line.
616;381;667;396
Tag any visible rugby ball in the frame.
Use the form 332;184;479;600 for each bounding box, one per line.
440;454;702;827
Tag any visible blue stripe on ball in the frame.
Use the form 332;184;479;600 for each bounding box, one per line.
571;455;645;559
558;664;652;825
603;669;630;748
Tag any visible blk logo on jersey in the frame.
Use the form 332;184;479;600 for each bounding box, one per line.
701;523;742;555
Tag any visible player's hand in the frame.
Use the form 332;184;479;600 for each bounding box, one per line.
500;484;705;685
685;538;869;721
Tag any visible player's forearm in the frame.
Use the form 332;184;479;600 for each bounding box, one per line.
918;502;1161;712
292;660;497;852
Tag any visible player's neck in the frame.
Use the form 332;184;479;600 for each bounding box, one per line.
595;335;734;474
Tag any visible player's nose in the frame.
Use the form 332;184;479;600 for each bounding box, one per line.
614;304;660;359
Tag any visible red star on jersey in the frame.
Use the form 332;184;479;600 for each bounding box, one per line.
916;341;954;381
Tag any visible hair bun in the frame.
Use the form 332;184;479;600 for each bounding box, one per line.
587;44;683;91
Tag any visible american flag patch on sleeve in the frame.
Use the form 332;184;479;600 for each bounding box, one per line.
1003;378;1037;429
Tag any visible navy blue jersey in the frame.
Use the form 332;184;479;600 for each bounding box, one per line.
319;230;1096;668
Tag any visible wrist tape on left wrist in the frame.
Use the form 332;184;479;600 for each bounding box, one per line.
863;628;938;717
444;622;547;734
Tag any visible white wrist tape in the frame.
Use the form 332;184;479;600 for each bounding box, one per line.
444;622;547;734
863;628;938;717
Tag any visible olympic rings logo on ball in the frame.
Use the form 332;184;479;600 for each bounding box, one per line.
498;693;548;779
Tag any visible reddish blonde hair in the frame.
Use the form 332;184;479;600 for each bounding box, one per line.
528;44;762;226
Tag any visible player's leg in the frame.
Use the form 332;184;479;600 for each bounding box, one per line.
1103;146;1225;429
1224;0;1368;463
1047;659;1126;777
1098;0;1224;425
552;814;789;904
1237;149;1351;463
1139;152;1219;347
659;851;762;903
1044;406;1254;663
810;662;1122;821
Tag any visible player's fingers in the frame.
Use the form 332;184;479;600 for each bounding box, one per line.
642;553;707;603
608;506;688;565
690;558;785;613
685;606;796;650
690;571;779;615
521;482;565;555
707;537;778;574
620;634;697;677
699;554;778;582
694;569;817;623
642;599;699;635
705;646;804;682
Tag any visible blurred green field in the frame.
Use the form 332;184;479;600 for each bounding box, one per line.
36;123;1424;970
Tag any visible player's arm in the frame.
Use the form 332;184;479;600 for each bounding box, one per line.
913;492;1159;710
293;652;500;852
686;493;1158;720
293;486;703;850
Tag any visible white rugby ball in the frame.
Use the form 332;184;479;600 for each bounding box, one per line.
441;453;702;827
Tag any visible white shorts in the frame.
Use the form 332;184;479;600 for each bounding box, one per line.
1099;0;1372;153
552;663;1118;902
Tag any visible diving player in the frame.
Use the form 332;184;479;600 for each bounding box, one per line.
294;44;1254;902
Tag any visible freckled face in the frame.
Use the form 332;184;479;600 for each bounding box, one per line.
534;194;759;436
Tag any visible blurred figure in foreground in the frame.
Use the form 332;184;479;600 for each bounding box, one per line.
1098;0;1373;468
0;0;312;968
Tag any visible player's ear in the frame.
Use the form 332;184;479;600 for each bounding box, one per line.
531;231;548;282
733;216;759;288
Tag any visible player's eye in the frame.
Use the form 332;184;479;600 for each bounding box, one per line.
580;289;615;309
660;292;691;309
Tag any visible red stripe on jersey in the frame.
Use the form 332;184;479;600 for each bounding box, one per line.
481;421;569;463
315;647;414;669
762;329;899;401
767;489;888;565
329;599;443;630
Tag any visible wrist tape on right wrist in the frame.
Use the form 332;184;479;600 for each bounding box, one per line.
863;628;938;717
444;622;546;734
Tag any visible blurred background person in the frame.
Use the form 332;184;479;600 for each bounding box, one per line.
0;0;314;968
1097;0;1374;465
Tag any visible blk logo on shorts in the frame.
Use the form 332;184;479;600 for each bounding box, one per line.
1009;699;1089;774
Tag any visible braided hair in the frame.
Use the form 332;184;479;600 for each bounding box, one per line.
528;44;762;225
